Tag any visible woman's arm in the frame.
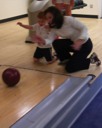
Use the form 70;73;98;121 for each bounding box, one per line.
31;30;57;45
45;30;57;45
71;39;85;50
65;16;88;50
69;17;88;41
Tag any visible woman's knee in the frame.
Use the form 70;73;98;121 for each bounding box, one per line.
65;63;75;73
52;39;61;48
65;60;79;73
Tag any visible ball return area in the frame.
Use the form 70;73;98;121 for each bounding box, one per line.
10;73;102;128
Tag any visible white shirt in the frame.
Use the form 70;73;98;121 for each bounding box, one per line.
32;23;52;48
45;16;89;45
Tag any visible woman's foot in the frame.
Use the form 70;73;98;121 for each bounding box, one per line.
58;59;69;65
90;52;101;66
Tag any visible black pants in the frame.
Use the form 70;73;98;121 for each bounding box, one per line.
53;38;93;73
33;47;53;62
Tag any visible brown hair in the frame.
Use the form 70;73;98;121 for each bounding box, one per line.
37;11;45;19
44;6;64;29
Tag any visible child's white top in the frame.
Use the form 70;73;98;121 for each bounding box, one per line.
32;23;52;48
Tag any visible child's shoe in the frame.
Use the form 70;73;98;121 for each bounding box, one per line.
33;58;39;63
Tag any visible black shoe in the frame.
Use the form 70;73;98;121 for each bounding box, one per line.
58;59;69;65
90;52;101;66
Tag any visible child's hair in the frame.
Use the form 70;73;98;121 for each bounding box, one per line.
37;11;45;19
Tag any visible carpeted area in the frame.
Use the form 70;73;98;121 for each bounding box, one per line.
72;86;102;128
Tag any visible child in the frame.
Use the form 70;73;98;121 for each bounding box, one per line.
52;0;74;15
17;11;57;64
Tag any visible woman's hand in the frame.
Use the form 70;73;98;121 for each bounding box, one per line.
31;35;46;46
71;39;84;50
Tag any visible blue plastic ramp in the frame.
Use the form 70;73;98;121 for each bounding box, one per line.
10;74;102;128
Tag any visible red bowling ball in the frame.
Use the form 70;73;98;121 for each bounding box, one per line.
2;68;20;87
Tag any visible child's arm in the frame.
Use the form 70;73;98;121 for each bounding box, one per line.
17;22;33;30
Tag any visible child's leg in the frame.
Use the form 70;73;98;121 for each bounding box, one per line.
33;47;43;62
43;48;57;64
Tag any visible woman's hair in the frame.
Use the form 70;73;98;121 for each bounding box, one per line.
44;6;64;29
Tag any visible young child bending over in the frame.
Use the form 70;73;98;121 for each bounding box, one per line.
17;11;57;64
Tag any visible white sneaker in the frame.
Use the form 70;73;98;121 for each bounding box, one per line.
90;52;101;66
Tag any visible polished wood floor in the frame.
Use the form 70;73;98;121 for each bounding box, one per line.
0;17;102;128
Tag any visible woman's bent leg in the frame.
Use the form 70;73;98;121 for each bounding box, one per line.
53;39;73;61
65;38;93;73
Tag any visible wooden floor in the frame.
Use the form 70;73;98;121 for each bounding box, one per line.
0;17;102;128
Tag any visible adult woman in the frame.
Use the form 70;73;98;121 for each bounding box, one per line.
35;6;101;73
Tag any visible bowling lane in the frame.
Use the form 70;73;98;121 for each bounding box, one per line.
0;66;68;128
0;18;102;78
